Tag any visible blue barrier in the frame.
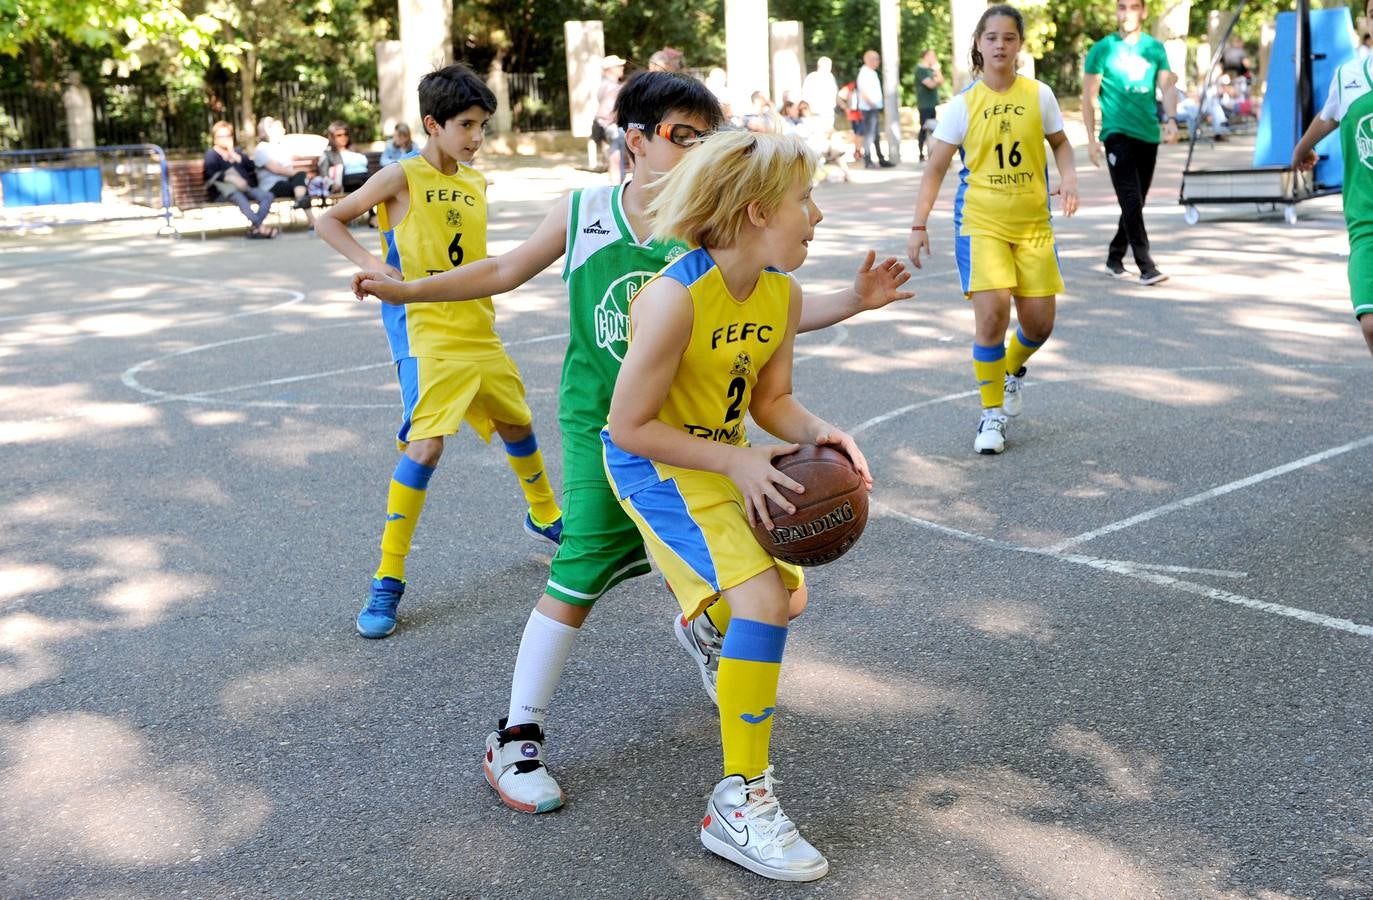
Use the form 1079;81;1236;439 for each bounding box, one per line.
0;143;173;233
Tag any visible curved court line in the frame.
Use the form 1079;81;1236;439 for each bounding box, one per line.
120;328;571;410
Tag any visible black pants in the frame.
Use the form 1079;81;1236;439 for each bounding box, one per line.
917;107;936;157
1104;133;1158;271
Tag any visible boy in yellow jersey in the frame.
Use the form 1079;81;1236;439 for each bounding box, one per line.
908;4;1078;455
316;64;562;638
604;131;872;882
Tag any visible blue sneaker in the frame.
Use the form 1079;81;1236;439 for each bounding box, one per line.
523;512;563;547
356;577;405;638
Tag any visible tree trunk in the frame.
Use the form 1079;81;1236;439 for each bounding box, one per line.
240;45;257;143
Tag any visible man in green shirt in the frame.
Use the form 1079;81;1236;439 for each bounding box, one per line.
915;48;944;162
1083;0;1178;285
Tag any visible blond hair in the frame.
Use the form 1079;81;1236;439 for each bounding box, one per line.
647;131;817;249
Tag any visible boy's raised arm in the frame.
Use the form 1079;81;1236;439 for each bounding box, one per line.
316;165;408;274
353;193;571;304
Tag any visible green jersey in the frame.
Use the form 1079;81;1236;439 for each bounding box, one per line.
1322;57;1373;242
1084;32;1171;144
560;183;687;485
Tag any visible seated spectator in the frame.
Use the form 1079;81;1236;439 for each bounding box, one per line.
779;100;803;134
317;121;369;193
203;120;276;239
795;100;850;183
742;91;774;133
380;123;419;166
1175;86;1229;140
253;116;316;229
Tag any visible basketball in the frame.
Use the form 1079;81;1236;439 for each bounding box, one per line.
750;445;868;567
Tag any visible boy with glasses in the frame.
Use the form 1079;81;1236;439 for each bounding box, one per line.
351;71;911;813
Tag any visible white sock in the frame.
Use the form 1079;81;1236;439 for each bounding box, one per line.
506;609;579;729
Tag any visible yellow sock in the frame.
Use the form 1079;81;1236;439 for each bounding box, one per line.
376;456;435;581
1004;326;1045;377
704;596;733;635
716;618;786;779
504;434;560;525
973;342;1007;409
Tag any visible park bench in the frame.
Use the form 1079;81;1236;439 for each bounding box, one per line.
166;150;383;235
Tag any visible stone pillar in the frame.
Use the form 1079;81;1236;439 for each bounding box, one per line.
376;40;406;136
1154;0;1191;88
880;0;901;164
1256;21;1276;96
771;21;805;103
565;21;604;139
398;0;452;133
949;0;983;92
488;56;512;135
62;76;95;149
726;0;770;104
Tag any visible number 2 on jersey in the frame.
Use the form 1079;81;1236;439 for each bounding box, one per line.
723;376;746;424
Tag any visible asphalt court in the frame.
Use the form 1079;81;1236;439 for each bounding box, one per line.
1;145;1370;898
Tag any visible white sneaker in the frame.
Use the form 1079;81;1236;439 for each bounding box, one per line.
483;718;564;814
1002;368;1025;417
674;611;722;706
974;411;1007;455
700;767;829;882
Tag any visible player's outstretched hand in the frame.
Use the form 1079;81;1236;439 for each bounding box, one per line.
814;428;872;492
352;268;408;303
906;230;932;269
1053;179;1079;217
853;249;914;311
731;444;804;532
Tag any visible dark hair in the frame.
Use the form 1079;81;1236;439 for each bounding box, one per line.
418;63;497;127
970;4;1026;74
615;71;725;160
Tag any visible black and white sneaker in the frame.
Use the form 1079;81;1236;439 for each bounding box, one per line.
700;767;829;882
1139;269;1169;286
974;410;1008;455
1105;262;1131;279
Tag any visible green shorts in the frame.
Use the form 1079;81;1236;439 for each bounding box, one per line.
544;436;651;606
1350;235;1373;319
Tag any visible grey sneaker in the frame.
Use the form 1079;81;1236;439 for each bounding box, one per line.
674;611;722;706
483;718;564;814
1105;262;1131;279
1139;269;1169;286
974;411;1008;455
1002;367;1025;418
700;767;829;882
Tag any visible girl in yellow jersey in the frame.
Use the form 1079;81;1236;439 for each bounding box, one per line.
908;4;1079;455
603;131;872;882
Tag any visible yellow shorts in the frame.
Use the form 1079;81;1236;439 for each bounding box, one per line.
609;464;804;621
956;232;1064;298
394;353;532;449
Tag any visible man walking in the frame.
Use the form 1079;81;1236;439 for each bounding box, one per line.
1083;0;1177;285
857;50;893;168
915;49;944;162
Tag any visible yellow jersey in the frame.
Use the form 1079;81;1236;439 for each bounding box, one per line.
378;154;502;360
938;76;1062;242
603;248;793;498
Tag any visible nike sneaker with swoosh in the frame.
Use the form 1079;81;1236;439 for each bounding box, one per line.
673;611;722;706
699;766;828;882
483;718;564;814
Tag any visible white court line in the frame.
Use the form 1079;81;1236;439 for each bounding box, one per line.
1041;433;1373;553
1085;560;1247;579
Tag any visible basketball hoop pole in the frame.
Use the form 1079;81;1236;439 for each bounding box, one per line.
1294;0;1314;136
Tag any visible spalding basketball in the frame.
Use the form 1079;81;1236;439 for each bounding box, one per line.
751;445;868;566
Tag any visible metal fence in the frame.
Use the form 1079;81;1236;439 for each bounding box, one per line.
507;72;569;132
0;144;172;232
0;74;565;152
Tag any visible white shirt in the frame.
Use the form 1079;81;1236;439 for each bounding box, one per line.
856;66;882;111
801;71;838;118
252;142;296;192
